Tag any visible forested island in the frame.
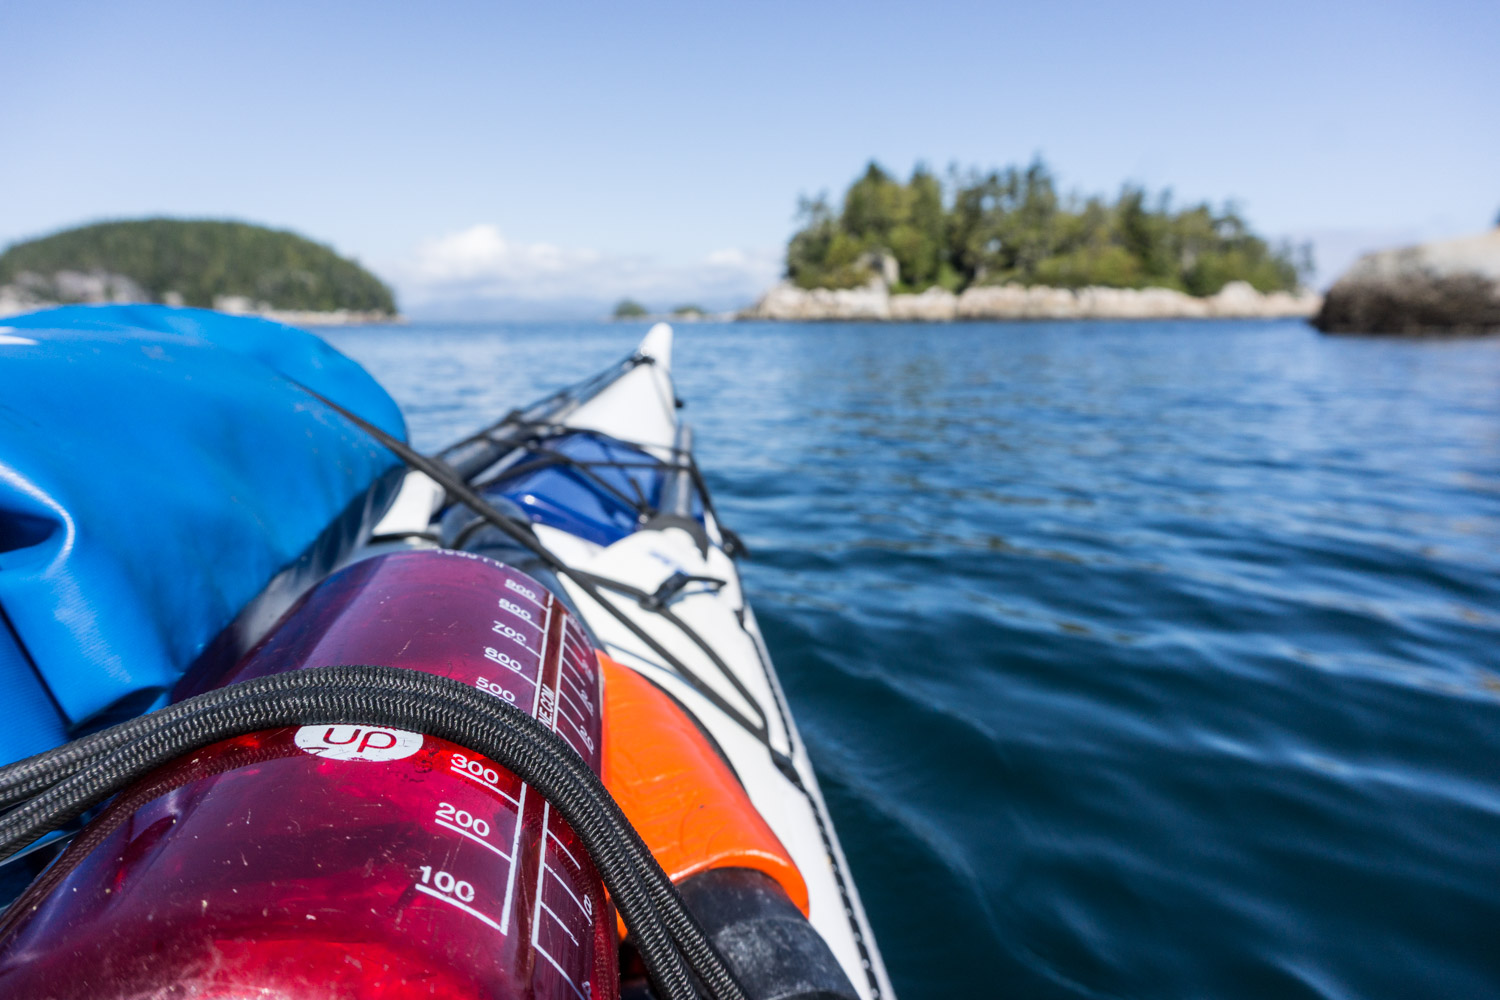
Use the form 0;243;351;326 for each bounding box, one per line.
743;160;1321;321
0;219;398;323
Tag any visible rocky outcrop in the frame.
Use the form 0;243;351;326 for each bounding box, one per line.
890;286;959;321
741;278;1320;322
0;270;145;317
743;279;889;321
1312;229;1500;335
211;296;403;326
0;287;41;318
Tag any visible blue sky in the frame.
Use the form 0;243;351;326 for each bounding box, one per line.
2;0;1496;316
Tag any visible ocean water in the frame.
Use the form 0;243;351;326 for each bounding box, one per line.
326;319;1500;1000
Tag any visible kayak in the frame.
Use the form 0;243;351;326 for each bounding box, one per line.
391;323;893;999
0;312;894;1000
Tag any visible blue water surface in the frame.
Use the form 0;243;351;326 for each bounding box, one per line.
326;319;1500;1000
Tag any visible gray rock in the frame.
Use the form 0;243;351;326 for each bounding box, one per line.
1313;229;1500;334
2;269;146;307
856;250;900;288
889;286;958;321
744;279;891;321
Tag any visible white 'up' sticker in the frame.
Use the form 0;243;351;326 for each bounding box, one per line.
294;724;424;762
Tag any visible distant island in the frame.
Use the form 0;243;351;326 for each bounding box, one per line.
742;160;1321;321
0;219;399;324
612;299;719;322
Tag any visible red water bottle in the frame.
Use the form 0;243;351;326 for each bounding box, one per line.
0;550;617;1000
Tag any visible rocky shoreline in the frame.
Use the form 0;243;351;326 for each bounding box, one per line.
0;288;402;326
216;298;405;326
740;279;1320;322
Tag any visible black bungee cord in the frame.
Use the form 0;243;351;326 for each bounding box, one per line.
299;385;785;765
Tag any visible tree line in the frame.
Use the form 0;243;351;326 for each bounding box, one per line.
786;160;1312;296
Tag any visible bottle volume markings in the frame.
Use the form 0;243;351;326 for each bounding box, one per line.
406;745;526;940
550;620;599;762
403;568;602;1000
407;572;553;942
480;577;550;702
532;803;595;1000
531;618;603;1000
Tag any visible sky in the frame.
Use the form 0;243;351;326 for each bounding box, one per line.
1;0;1496;317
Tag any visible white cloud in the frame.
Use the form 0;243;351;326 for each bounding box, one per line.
386;224;780;315
408;225;602;287
704;248;756;268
